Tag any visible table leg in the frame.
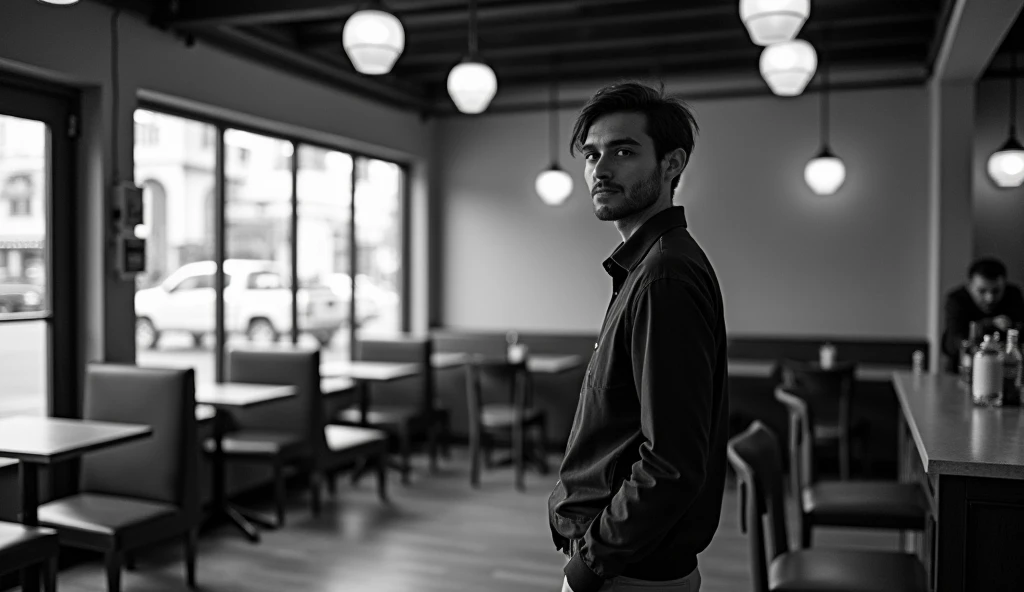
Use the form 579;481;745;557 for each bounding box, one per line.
205;410;262;543
19;462;41;592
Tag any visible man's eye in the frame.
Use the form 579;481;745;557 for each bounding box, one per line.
616;149;633;156
584;153;598;161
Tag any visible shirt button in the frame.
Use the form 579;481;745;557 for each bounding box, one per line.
594;342;598;350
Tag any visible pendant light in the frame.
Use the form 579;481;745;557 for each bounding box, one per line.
447;0;497;114
804;36;846;195
988;51;1024;188
535;66;573;205
342;3;405;75
760;39;816;96
36;0;80;4
740;0;810;46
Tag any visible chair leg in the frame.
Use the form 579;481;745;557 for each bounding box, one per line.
514;422;525;492
440;411;452;459
428;421;440;474
184;528;198;589
43;557;57;592
398;426;412;485
104;551;122;592
376;453;389;502
326;469;338;498
124;552;135;571
273;460;287;527
469;428;482;488
801;516;813;549
310;469;323;517
839;434;850;481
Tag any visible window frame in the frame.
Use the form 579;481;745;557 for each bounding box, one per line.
0;73;79;422
136;100;412;381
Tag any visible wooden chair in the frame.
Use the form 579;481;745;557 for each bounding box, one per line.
780;359;864;479
0;520;59;592
465;356;548;491
36;364;200;592
333;337;445;484
727;421;926;592
775;387;926;548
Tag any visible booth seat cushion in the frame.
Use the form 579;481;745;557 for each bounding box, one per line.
769;549;926;592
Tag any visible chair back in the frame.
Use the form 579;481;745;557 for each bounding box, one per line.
80;364;199;519
356;336;433;413
774;386;816;498
780;359;855;432
464;356;530;420
226;348;325;457
726;421;790;592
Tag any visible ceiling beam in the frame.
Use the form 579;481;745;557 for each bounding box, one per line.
931;0;1023;82
401;38;926;85
165;0;645;28
188;26;430;110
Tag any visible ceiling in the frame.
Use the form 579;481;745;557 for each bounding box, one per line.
101;0;956;114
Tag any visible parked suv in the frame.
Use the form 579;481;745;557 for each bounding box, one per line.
134;259;345;349
0;280;44;314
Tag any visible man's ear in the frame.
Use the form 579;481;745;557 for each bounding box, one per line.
662;147;687;181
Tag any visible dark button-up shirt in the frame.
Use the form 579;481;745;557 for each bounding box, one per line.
548;206;729;592
941;285;1024;372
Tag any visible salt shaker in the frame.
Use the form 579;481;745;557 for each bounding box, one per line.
912;350;925;374
819;343;836;369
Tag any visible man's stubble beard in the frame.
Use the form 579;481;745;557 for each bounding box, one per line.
594;164;663;222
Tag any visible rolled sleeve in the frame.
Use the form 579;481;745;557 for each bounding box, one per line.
566;277;717;592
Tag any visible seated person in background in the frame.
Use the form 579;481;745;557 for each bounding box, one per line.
942;257;1024;372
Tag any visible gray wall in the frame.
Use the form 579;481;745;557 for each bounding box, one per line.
437;85;931;338
974;77;1024;283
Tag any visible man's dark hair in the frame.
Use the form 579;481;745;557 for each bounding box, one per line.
569;81;699;194
968;257;1007;281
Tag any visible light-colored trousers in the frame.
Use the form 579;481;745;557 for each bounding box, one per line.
597;567;701;592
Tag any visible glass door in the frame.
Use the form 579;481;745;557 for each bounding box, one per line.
0;78;78;420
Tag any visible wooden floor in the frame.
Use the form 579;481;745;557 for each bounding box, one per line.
53;450;902;592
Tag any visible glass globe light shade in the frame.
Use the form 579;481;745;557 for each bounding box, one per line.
760;39;817;96
740;0;810;46
37;0;80;4
804;150;846;195
447;60;498;114
535;166;573;205
987;137;1024;188
342;9;405;75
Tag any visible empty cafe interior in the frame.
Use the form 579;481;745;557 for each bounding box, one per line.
2;0;1024;591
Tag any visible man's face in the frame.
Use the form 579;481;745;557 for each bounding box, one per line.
968;274;1006;313
581;112;665;222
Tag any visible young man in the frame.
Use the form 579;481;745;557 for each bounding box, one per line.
941;257;1024;372
548;82;729;592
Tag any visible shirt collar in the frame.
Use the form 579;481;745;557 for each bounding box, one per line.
602;206;688;276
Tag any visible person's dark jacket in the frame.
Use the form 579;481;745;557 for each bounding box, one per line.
547;206;729;592
941;284;1024;372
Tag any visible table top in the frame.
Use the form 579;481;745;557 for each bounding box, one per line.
195;382;297;408
526;354;585;374
0;416;152;465
892;371;1024;480
430;352;585;374
728;360;908;382
321;376;357;395
320;360;422;382
431;352;470;369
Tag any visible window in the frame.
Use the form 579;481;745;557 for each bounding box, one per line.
134;107;408;381
0;85;75;421
134;111;218;382
355;157;403;337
